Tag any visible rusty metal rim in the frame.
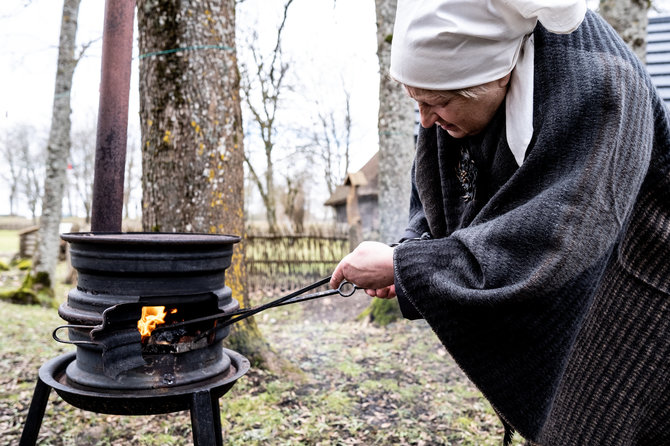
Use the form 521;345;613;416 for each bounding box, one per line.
61;232;241;245
39;349;250;415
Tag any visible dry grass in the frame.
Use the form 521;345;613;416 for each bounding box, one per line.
0;242;527;445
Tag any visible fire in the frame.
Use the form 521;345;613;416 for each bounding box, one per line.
137;306;174;341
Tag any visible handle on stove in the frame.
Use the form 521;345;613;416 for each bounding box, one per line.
52;324;100;346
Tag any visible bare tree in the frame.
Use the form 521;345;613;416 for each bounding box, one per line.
0;125;32;216
239;0;295;234
16;129;45;223
69;124;96;223
31;0;84;295
599;0;650;62
281;174;306;233
123;128;141;221
303;89;353;198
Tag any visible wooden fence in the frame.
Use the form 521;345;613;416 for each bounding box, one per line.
245;231;350;290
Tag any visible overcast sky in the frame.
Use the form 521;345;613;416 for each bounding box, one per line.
0;0;380;217
2;0;670;217
0;0;380;148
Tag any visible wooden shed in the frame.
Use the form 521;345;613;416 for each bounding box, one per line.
324;152;379;238
17;225;40;259
17;222;74;260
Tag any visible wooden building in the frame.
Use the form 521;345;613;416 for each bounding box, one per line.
648;15;670;107
324;152;379;239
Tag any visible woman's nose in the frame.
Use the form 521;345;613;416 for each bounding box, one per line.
418;105;437;128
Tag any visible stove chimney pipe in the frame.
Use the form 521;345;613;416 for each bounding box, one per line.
90;0;135;232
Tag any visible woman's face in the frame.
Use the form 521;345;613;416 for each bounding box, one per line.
407;74;511;139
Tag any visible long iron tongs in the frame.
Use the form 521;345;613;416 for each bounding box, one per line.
152;276;359;335
52;277;358;346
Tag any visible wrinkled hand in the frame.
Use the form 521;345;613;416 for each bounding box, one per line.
365;284;396;299
330;241;396;299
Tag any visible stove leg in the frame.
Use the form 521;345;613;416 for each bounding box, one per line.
19;377;52;446
190;389;223;446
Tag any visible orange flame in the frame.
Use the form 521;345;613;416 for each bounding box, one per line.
137;306;170;341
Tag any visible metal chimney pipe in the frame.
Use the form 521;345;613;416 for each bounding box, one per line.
90;0;135;232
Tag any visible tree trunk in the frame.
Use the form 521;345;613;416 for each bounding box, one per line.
30;0;82;302
376;0;416;245
599;0;650;62
137;0;282;370
364;0;415;324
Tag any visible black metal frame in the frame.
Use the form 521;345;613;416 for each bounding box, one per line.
20;350;249;446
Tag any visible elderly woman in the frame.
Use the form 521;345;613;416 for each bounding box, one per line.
330;1;670;445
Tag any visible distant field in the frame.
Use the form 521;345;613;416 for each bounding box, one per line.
0;215;34;229
0;230;18;257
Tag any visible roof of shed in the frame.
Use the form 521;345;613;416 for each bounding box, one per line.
324;151;379;206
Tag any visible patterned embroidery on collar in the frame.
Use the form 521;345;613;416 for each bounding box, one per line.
457;145;477;202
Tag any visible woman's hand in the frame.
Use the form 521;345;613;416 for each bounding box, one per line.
365;284;397;299
330;241;395;297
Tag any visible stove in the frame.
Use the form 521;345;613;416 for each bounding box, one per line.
20;232;250;446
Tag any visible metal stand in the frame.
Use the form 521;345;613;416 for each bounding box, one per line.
19;351;249;446
190;390;224;446
19;377;51;446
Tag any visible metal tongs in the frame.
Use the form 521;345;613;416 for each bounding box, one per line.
53;277;359;345
153;276;358;336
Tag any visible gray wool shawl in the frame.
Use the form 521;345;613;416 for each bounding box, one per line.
394;11;670;446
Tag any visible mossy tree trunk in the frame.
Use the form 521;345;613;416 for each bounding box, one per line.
137;0;284;370
364;0;416;325
28;0;82;306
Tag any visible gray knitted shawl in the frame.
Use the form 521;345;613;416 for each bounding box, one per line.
394;11;670;446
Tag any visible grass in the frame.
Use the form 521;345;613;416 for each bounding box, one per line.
0;230;19;257
0;253;528;445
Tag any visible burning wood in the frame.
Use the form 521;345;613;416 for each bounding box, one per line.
137;306;177;341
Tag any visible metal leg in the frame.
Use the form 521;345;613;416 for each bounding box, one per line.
19;377;52;446
190;390;223;446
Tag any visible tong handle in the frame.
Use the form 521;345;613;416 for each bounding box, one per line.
52;324;99;346
337;280;358;297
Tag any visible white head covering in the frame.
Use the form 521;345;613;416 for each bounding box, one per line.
390;0;587;165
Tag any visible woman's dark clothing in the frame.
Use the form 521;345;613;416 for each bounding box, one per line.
394;11;670;446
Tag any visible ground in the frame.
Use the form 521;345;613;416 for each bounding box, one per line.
0;232;526;445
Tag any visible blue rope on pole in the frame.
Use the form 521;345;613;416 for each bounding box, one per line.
138;45;234;59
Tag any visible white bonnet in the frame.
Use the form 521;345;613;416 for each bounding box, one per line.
390;0;587;90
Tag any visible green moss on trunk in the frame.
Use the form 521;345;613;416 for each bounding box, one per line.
225;320;273;367
359;298;401;326
0;270;56;308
